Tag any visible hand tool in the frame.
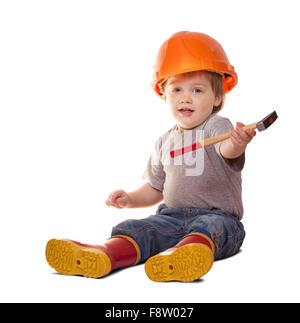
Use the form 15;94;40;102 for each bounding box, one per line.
170;111;278;158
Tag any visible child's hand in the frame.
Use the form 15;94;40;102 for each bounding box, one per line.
221;122;256;159
106;190;131;209
229;122;256;155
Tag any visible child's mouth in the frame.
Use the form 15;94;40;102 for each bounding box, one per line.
178;108;194;116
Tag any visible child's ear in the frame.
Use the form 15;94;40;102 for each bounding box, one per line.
214;94;223;107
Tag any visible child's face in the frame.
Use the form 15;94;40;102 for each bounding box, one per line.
165;71;222;129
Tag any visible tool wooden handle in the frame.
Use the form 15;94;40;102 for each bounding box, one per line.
170;122;258;158
202;122;257;147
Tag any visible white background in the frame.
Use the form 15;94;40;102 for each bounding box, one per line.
1;0;299;303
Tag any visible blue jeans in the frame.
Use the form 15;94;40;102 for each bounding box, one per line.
111;203;245;263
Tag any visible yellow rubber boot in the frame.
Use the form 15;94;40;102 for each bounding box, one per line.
46;235;140;278
145;233;215;282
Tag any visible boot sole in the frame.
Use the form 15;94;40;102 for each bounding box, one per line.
144;243;214;282
45;239;111;278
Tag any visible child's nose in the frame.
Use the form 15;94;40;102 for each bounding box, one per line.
179;94;192;104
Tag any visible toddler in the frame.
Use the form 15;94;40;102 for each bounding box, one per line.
46;31;256;282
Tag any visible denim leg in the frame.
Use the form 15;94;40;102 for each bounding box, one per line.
111;205;245;263
185;210;246;260
111;210;185;263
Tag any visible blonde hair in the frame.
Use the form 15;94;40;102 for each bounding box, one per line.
161;70;225;114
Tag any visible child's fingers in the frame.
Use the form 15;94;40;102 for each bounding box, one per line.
229;133;240;146
245;129;256;137
106;198;117;207
230;128;243;145
236;122;245;128
106;191;122;207
106;199;122;209
115;196;128;208
110;191;123;203
236;129;252;142
106;199;121;208
106;190;128;209
236;123;255;143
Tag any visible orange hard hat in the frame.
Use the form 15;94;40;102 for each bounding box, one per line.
153;31;238;97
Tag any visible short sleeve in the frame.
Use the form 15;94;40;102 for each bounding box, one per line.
142;138;165;191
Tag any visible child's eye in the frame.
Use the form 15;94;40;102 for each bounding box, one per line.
172;87;181;92
193;88;202;93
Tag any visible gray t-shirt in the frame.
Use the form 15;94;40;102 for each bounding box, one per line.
143;114;245;219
